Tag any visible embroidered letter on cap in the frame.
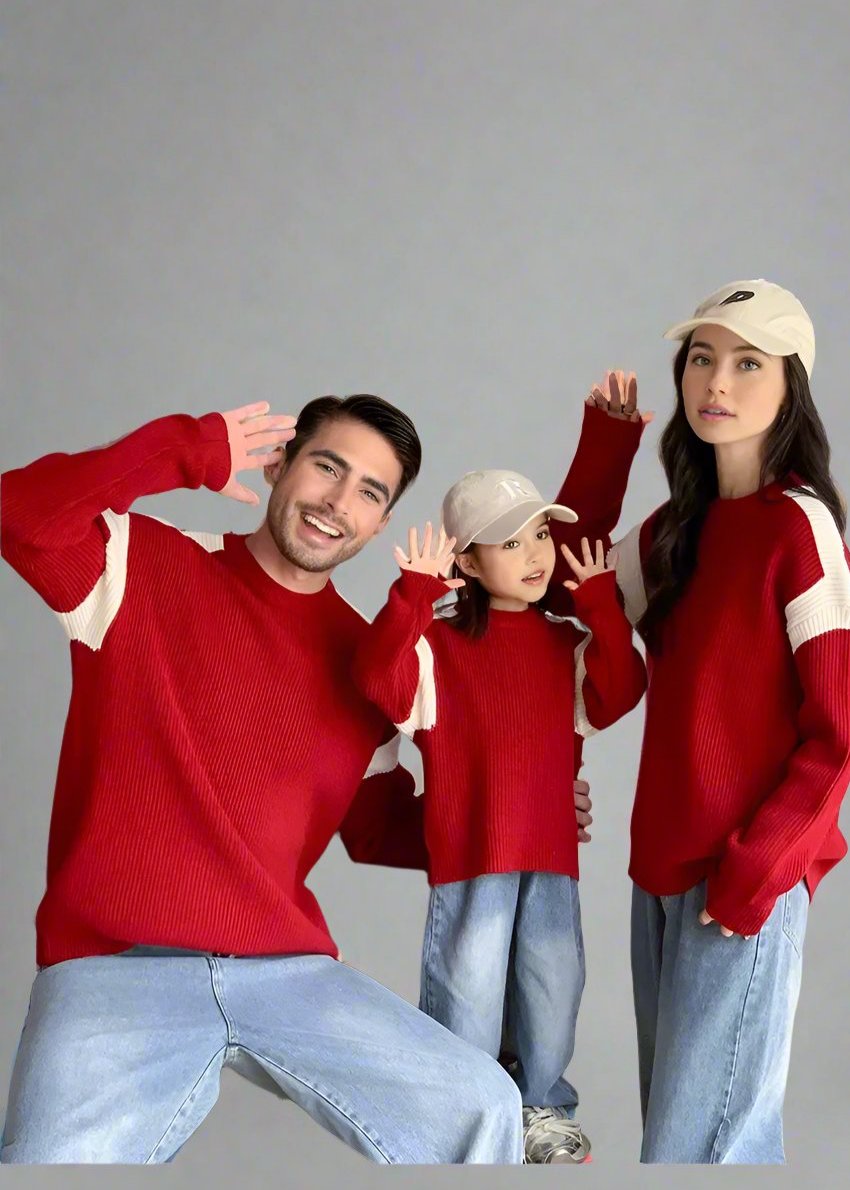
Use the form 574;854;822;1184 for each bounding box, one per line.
719;290;755;305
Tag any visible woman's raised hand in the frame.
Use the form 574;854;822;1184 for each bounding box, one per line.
585;370;654;425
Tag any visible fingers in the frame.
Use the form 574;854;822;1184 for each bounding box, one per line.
245;429;297;454
594;539;604;568
574;792;591;811
576;809;593;827
393;544;411;568
559;541;582;575
699;909;736;937
574;779;589;795
578;829;592;844
407;525;419;564
421;521;434;558
623;372;638;416
241;414;298;435
228;482;260;506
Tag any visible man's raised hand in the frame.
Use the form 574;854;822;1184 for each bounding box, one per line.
393;522;465;589
219;402;298;505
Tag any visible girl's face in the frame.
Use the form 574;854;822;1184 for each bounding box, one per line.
681;323;787;449
456;514;556;612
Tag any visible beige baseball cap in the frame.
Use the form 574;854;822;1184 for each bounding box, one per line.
663;279;815;378
442;469;577;553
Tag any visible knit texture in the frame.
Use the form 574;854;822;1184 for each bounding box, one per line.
1;414;426;968
614;482;850;935
353;568;646;885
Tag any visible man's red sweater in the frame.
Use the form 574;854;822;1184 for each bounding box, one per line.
1;413;427;968
352;567;646;886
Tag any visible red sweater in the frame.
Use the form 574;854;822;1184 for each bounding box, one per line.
1;414;427;968
352;568;646;885
610;483;850;935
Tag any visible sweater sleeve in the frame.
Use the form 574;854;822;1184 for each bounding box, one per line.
706;497;850;935
337;728;428;870
570;570;647;737
1;413;231;613
351;569;450;735
547;404;645;617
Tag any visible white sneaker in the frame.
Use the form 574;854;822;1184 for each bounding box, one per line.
522;1105;592;1164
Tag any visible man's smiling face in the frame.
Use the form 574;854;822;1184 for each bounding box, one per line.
265;416;403;573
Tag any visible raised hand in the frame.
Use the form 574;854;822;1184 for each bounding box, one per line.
393;522;466;589
585;370;654;425
219;402;298;505
560;537;613;591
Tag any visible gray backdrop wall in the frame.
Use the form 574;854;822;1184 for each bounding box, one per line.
2;1;848;1186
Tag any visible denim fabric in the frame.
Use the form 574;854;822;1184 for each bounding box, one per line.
420;872;585;1110
1;947;522;1164
631;879;808;1164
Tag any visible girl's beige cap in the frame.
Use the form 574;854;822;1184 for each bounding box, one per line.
663;279;815;377
442;469;577;553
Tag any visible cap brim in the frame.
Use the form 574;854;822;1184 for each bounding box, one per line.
471;500;578;547
662;316;797;359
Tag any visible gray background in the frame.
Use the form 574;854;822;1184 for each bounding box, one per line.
2;0;848;1185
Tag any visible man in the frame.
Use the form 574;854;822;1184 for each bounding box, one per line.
0;393;598;1165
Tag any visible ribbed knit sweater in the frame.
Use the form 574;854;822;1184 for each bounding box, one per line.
609;482;850;935
352;568;646;885
1;413;427;968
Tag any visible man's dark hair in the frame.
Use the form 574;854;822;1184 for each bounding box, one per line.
284;394;421;511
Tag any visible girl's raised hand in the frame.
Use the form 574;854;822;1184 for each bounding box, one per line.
560;537;613;591
585;370;654;425
394;522;465;589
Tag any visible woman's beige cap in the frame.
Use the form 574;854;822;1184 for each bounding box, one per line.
442;469;577;553
663;279;815;377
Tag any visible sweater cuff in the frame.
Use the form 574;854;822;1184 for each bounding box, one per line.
197;412;232;493
579;402;646;458
705;875;775;937
570;569;621;621
395;568;455;608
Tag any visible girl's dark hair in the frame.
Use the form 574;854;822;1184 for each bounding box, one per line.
639;336;846;653
439;550;491;639
284;393;421;510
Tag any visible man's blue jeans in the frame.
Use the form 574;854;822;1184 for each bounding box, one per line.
420;872;585;1111
0;948;523;1164
631;879;808;1164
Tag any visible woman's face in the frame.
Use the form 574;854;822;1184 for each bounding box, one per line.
681;324;787;450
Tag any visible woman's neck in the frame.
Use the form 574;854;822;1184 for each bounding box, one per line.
714;437;775;500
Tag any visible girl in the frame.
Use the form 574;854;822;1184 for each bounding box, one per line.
352;470;646;1164
557;280;850;1163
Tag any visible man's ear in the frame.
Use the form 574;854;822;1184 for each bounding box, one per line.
455;550;477;577
264;454;287;488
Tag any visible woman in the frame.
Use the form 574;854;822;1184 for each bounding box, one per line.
556;280;850;1163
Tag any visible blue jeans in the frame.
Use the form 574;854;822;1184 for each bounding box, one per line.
631;879;808;1164
0;947;522;1164
420;872;585;1111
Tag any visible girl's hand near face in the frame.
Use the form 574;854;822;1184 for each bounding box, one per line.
560;537;613;591
394;522;466;589
586;370;654;425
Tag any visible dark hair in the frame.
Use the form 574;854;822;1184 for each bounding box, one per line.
639;337;846;652
439;550;491;639
284;393;421;511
